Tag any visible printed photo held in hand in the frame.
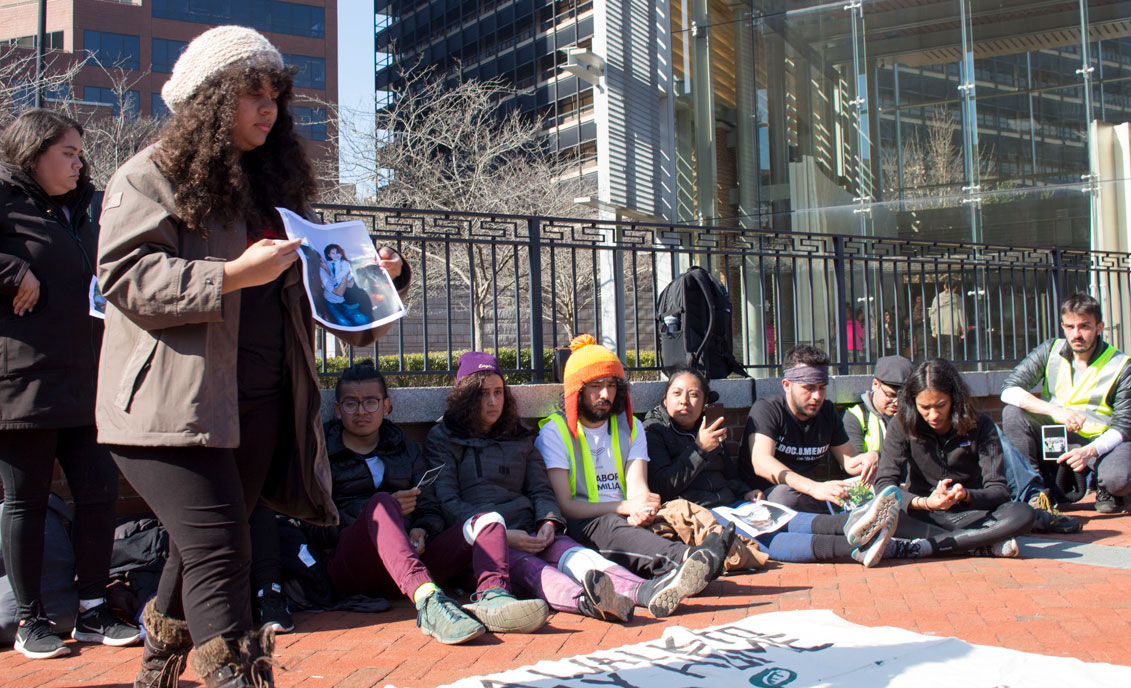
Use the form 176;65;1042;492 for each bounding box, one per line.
277;208;406;331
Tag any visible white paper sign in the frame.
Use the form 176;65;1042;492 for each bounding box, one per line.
276;207;406;332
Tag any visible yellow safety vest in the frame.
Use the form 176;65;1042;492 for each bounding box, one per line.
1043;339;1130;438
845;403;883;452
540;412;635;502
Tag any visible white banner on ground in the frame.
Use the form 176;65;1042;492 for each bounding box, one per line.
431;609;1131;688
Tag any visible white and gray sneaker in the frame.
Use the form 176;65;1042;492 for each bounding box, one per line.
851;525;896;568
844;484;902;548
970;538;1019;558
638;549;713;618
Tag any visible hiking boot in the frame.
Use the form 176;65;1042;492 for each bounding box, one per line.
135;597;192;688
13;607;68;659
254;584;294;634
461;587;549;633
851;525;894;568
887;538;932;559
416;591;486;644
1095;488;1125;514
637;549;712;618
576;569;633;623
970;538;1020;558
1028;491;1083;533
844;485;901;548
72;602;141;646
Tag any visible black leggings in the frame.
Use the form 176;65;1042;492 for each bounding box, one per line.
895;498;1035;555
0;425;118;619
109;398;286;645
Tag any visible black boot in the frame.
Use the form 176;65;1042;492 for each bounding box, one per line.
135;598;191;688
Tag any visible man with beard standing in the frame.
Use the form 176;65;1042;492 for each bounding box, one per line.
741;345;878;513
1001;293;1131;515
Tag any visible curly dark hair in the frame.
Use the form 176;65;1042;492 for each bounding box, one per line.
897;358;979;440
445;370;517;437
152;61;316;234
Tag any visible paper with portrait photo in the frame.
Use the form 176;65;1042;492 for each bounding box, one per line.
276;208;406;332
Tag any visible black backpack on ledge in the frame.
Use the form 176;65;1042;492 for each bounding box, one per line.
656;266;746;379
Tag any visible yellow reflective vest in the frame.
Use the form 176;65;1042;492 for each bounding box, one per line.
845;402;884;452
540;412;635;502
1043;338;1131;438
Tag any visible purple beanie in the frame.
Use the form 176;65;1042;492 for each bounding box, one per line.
456;351;503;382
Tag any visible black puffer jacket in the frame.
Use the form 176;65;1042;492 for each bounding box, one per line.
426;415;564;533
642;404;754;508
310;419;445;549
0;163;100;429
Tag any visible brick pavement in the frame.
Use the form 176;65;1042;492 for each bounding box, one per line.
3;495;1130;687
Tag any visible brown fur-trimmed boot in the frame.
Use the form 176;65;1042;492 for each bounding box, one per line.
191;627;277;688
135;598;192;688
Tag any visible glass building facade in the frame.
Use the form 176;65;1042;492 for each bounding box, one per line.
375;0;1131;367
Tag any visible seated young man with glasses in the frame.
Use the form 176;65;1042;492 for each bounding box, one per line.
311;362;548;645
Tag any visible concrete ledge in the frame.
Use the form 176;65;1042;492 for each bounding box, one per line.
320;370;1011;423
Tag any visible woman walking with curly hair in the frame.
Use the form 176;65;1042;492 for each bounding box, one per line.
95;26;408;688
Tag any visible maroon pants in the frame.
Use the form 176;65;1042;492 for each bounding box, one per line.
327;492;509;600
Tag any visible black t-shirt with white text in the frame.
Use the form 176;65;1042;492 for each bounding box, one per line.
744;395;848;479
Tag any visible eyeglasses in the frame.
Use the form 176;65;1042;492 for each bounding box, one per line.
340;397;385;414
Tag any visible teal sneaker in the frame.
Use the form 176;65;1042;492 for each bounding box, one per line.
462;588;549;633
416;591;486;645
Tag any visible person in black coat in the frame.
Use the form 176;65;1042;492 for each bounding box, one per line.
875;358;1036;557
0;109;139;659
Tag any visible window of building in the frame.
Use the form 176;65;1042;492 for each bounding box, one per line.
291;105;326;140
285;54;326;90
3;31;64;50
152;38;188;74
85;86;140;117
152;0;326;39
84;30;140;70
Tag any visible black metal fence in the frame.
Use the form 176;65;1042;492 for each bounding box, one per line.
311;203;1131;382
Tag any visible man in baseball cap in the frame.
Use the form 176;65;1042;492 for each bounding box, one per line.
842;355;914;464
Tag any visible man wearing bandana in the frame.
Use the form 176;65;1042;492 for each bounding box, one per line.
740;345;877;513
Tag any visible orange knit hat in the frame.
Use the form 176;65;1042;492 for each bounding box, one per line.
562;334;630;436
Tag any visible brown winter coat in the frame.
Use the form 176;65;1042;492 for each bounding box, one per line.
95;144;402;525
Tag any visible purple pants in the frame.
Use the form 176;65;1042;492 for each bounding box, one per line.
327;492;509;600
509;534;646;612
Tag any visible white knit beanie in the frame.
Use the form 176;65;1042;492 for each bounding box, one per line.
161;25;284;112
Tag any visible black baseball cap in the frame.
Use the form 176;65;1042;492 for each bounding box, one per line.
873;355;913;388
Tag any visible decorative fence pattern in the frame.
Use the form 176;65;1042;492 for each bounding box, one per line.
312;204;1131;382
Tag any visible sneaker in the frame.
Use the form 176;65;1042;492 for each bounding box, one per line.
71;603;140;646
1028;491;1083;533
416;591;486;645
461;588;548;634
577;570;633;623
637;549;712;618
688;530;729;580
970;538;1020;558
254;584;295;633
1095;488;1125;514
15;614;68;659
887;538;932;559
850;525;894;568
844;485;902;548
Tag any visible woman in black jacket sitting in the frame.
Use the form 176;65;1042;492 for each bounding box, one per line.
874;358;1036;556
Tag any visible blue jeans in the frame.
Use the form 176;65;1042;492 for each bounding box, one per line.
996;425;1044;502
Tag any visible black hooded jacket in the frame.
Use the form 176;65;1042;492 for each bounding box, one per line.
0;163;101;429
